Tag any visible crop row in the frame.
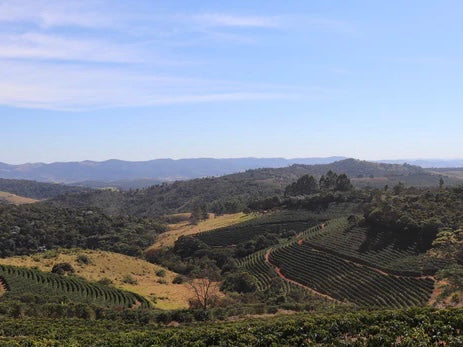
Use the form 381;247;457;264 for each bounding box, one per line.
237;250;293;293
268;242;434;308
302;218;442;275
0;265;150;309
197;221;312;247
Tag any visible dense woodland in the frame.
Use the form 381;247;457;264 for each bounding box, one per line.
0;204;165;257
43;159;457;218
0;178;89;199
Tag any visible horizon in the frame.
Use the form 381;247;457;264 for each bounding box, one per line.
2;155;463;166
2;1;463;162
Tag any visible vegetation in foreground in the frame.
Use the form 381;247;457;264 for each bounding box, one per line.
1;308;463;346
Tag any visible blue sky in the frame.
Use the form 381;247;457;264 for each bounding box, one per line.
1;1;462;164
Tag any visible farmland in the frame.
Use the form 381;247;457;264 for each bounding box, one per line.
1;308;463;346
149;212;254;250
0;264;150;309
0;249;196;310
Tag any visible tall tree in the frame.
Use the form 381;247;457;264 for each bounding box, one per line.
320;170;338;190
335;174;353;191
285;174;318;196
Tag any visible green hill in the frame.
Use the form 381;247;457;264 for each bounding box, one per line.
45;159;458;218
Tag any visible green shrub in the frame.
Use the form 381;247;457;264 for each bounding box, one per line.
172;275;184;284
76;254;92;265
122;275;138;285
155;269;166;277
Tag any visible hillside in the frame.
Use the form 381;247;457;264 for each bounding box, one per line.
0;204;165;257
0;191;38;205
150;212;255;250
0;249;198;310
0;263;150;309
46;159;459;218
0;178;89;199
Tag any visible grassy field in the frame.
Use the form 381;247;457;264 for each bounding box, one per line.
0;191;38;205
148;212;256;250
0;249;199;310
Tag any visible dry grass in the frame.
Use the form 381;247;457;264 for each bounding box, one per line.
0;249;202;310
429;279;463;308
149;212;255;250
0;191;38;205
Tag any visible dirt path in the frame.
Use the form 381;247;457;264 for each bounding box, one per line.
0;277;7;297
264;249;341;303
263;221;434;304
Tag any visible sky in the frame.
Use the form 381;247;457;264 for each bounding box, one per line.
1;1;462;164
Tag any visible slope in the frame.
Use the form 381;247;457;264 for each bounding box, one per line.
0;178;89;199
0;191;38;205
0;249;198;310
46;159;455;218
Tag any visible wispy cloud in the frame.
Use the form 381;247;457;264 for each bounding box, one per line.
0;33;143;63
0;0;115;29
0;1;351;110
0;60;309;110
191;14;281;28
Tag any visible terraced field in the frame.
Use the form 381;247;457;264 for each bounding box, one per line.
302;218;444;275
237;250;290;292
237;216;436;308
0;264;150;309
196;205;358;247
0;249;196;310
197;221;312;247
268;242;434;308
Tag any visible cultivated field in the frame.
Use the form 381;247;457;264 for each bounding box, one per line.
0;249;198;310
148;212;255;250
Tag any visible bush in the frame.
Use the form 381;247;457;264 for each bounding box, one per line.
97;278;113;286
51;263;75;275
221;272;257;293
122;275;138;285
172;275;184;284
76;254;92;265
156;269;166;277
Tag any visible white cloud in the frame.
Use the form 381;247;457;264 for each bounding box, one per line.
0;33;142;63
192;14;281;28
0;1;350;110
0;0;114;29
0;60;303;110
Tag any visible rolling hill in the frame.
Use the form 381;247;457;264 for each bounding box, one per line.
0;191;38;205
0;178;89;199
0;249;200;310
45;159;461;218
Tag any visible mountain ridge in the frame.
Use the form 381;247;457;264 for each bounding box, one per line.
0;157;347;183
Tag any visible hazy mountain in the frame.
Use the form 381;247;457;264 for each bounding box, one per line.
0;157;346;184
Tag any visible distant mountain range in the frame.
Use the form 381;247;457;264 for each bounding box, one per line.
0;157;462;188
0;157;346;184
